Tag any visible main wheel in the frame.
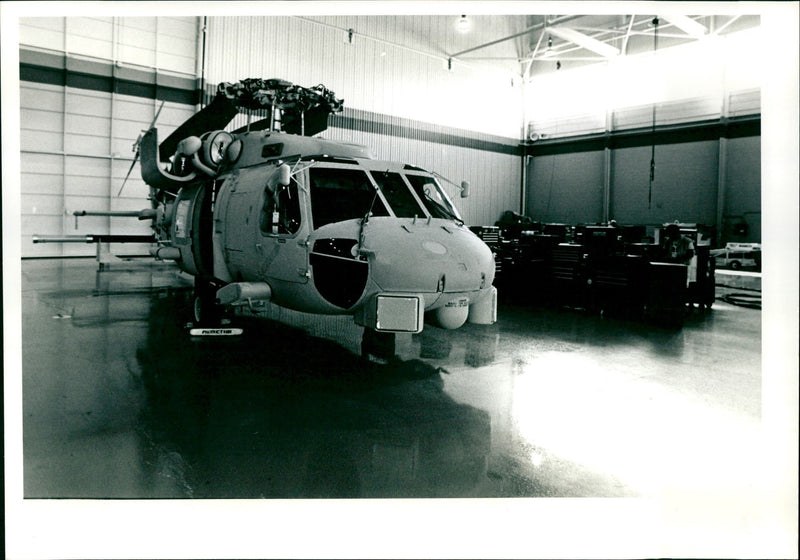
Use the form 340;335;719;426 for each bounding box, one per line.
730;260;741;270
361;328;396;362
193;279;223;326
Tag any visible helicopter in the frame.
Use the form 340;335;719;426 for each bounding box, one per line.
38;78;498;358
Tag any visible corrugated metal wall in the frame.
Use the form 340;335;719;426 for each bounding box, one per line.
525;134;761;243
526;152;605;224
205;16;523;137
20;16;197;74
526;27;761;140
610;141;719;225
204;16;524;227
723;136;761;243
19;16;198;257
19;14;763;257
523;27;761;243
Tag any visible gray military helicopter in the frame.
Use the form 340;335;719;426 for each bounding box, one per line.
44;79;498;357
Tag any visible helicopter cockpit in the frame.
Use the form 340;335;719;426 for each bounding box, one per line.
304;163;461;230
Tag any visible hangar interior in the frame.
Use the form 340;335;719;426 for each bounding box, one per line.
19;13;763;256
11;11;795;553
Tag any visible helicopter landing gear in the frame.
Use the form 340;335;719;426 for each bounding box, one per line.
361;328;396;363
192;277;226;327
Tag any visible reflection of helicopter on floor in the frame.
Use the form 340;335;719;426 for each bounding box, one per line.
136;291;492;499
40;78;497;357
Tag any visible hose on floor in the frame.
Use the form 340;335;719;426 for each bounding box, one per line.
717;292;761;309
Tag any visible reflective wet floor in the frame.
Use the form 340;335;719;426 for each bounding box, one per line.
20;258;761;499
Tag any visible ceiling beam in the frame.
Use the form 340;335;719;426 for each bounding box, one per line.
548;26;621;58
448;14;582;58
450;23;545;58
524;30;546;79
713;15;741;35
628;29;703;40
622;14;636;54
660;15;707;38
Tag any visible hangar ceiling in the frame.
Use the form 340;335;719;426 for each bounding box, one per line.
514;14;760;77
304;14;760;79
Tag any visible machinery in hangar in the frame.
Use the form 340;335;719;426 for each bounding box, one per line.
36;78;498;358
474;213;718;328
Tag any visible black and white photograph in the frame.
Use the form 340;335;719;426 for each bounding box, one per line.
2;2;797;558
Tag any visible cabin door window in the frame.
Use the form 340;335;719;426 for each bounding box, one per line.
260;178;301;236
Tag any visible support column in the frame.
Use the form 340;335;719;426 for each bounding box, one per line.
61;17;69;256
603;147;612;223
521;153;530;215
717;73;730;247
196;16;208;106
523;155;533;216
716;136;728;246
603;107;613;223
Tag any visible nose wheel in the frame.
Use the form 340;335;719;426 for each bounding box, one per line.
361;328;396;363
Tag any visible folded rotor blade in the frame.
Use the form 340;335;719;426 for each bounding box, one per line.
158;93;239;161
150;100;166;129
116;153;140;197
116;100;164;198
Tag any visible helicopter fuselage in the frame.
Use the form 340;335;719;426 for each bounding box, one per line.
158;130;497;334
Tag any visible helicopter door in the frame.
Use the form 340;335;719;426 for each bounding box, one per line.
256;172;308;284
221;173;261;279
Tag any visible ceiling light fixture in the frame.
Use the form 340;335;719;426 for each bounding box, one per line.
457;15;471;33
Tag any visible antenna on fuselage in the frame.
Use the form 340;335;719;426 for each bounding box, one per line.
358;188;381;253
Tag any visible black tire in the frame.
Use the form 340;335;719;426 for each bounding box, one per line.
730;260;741;270
193;279;222;326
361;328;396;361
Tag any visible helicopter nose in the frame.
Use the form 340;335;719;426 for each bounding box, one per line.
364;220;495;295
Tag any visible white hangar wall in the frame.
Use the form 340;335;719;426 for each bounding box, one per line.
203;16;524;228
16;15;767;256
19;16;200;257
523;27;762;244
20;15;526;257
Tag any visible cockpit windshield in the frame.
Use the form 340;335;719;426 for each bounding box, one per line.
370;171;426;218
405;174;462;222
308;166;462;229
309;167;389;229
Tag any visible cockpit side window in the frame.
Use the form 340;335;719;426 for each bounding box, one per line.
260;177;301;236
309;167;389;229
405;174;461;221
370;171;426;218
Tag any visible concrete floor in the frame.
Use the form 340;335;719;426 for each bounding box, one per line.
20;258;762;499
